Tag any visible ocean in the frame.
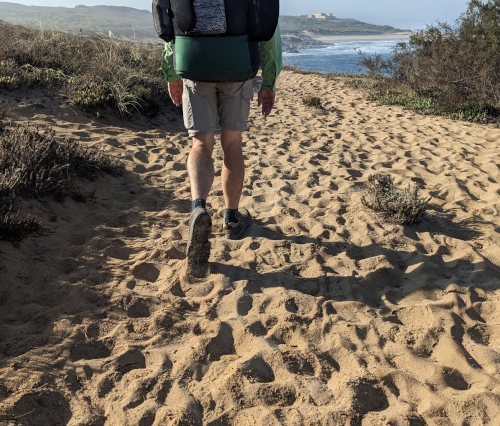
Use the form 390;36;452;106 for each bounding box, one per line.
282;38;409;74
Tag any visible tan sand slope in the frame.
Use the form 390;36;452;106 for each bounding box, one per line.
1;71;500;425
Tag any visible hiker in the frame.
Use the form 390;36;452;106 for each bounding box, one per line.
154;0;282;276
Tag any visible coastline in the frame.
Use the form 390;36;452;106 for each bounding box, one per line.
313;32;413;42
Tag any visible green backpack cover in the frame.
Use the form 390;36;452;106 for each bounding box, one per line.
153;0;279;82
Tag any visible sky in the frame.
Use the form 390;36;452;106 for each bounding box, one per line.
9;0;471;30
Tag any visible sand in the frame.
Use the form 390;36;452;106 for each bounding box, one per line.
0;71;499;425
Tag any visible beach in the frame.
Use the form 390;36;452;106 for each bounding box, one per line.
313;32;413;42
282;33;413;74
1;70;499;424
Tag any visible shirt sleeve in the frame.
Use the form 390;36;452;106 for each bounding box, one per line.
161;41;181;82
259;25;282;92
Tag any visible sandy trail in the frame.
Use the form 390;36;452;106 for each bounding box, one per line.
1;71;500;425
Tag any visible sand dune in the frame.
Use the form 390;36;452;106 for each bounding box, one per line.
1;71;499;425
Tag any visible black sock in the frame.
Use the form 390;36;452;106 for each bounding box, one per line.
192;199;206;211
225;209;238;223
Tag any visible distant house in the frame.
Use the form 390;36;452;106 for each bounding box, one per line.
305;13;336;20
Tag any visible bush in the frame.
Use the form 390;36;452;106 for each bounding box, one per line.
72;83;116;114
361;174;428;225
0;61;67;89
302;96;323;109
370;90;437;115
361;0;500;124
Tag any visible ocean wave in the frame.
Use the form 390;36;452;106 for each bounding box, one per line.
283;38;407;74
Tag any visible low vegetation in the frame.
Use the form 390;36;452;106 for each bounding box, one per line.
361;0;499;125
302;96;323;109
0;123;121;240
361;174;428;226
0;198;40;242
0;20;169;117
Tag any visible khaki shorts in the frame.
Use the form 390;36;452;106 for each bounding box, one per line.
182;79;254;136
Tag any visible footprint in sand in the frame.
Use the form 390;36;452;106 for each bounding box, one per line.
132;262;160;282
8;391;72;426
126;300;151;318
240;355;275;383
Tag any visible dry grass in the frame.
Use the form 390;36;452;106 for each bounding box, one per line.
0;124;120;198
0;197;40;241
0;123;121;240
0;21;169;117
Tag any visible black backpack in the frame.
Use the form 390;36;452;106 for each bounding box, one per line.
152;0;279;43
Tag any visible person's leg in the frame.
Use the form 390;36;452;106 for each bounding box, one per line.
217;80;253;238
185;133;214;277
187;132;215;202
181;78;218;276
220;129;244;210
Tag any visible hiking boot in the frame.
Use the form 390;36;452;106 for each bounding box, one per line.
186;206;212;277
224;208;252;240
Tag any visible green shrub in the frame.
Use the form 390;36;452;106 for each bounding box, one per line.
370;90;437;115
361;174;428;225
72;83;116;114
0;59;67;89
0;75;20;89
361;0;500;124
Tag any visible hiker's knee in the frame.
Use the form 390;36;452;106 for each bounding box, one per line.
192;133;215;154
221;129;242;153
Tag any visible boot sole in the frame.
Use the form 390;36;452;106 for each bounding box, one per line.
186;211;212;277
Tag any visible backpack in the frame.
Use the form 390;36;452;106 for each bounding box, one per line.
152;0;279;42
152;0;279;82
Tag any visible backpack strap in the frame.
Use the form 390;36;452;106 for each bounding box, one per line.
249;0;280;42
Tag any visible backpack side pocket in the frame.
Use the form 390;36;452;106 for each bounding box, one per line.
152;0;175;42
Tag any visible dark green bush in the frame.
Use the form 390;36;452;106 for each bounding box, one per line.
361;0;499;124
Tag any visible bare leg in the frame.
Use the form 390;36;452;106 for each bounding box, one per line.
221;129;244;209
187;132;215;200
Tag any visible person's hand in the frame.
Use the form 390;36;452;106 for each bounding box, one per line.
168;80;183;107
258;89;275;119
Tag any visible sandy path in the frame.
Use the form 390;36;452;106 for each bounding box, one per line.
1;71;499;425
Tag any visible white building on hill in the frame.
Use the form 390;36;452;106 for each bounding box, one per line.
306;13;335;20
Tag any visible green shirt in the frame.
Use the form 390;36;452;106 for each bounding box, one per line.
161;26;282;92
